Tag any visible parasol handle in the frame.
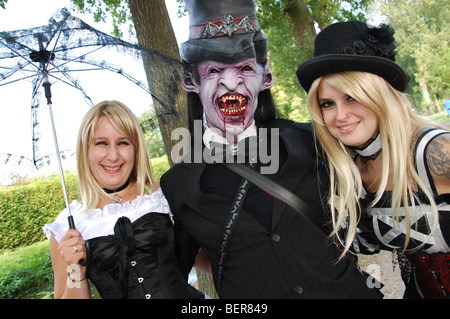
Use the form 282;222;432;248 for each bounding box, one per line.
43;78;72;218
68;215;75;229
68;211;89;266
43;75;89;267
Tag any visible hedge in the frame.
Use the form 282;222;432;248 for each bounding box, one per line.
0;172;79;252
151;154;170;180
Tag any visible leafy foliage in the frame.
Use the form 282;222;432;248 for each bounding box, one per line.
151;154;170;180
71;0;133;37
140;109;167;158
378;0;449;108
0;173;79;252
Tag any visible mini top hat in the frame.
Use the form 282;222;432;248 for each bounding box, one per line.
180;0;267;64
296;21;409;92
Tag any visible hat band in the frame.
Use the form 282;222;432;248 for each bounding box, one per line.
189;15;260;39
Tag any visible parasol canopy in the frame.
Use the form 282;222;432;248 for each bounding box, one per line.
0;7;181;183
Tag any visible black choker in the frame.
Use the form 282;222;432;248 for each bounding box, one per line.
103;179;130;193
350;133;382;163
103;180;130;204
359;149;382;163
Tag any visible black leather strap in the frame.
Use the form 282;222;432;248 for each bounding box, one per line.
225;163;317;224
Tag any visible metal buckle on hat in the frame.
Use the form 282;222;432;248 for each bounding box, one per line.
200;15;258;38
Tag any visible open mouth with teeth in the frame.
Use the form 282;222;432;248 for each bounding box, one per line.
103;165;122;172
218;93;248;117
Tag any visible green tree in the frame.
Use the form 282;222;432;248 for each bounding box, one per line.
378;0;449;110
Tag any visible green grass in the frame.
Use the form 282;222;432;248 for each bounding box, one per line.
0;240;53;298
429;111;450;126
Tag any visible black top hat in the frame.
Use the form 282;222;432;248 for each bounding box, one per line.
180;0;267;64
296;21;409;92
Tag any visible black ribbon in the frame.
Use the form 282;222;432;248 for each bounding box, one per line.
113;216;135;299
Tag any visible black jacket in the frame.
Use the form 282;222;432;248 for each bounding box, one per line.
161;119;380;298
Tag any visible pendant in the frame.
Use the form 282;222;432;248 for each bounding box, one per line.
111;193;123;204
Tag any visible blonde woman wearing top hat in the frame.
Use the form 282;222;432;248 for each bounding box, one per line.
297;21;450;298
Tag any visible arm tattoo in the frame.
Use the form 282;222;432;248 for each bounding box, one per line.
426;134;450;179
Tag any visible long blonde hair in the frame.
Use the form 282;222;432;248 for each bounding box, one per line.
76;100;154;213
307;71;439;257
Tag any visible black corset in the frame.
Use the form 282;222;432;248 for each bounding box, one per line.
86;213;203;299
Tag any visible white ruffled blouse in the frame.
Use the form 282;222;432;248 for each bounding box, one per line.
43;188;173;243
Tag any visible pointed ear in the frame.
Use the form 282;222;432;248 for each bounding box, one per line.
261;59;273;91
182;71;200;93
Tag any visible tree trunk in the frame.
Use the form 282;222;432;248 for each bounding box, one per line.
128;0;216;296
284;0;316;58
419;79;431;106
129;0;188;166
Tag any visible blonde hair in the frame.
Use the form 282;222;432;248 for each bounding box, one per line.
76;100;154;213
307;71;439;258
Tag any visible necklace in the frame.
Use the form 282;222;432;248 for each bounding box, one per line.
351;133;382;163
103;179;130;204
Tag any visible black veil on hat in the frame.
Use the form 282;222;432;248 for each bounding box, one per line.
296;21;409;92
180;0;268;64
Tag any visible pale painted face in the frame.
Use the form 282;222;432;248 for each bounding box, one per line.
318;80;378;148
183;58;273;138
88;117;135;190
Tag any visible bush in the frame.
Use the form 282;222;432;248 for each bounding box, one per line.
0;241;52;298
151;154;170;180
0;172;79;252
